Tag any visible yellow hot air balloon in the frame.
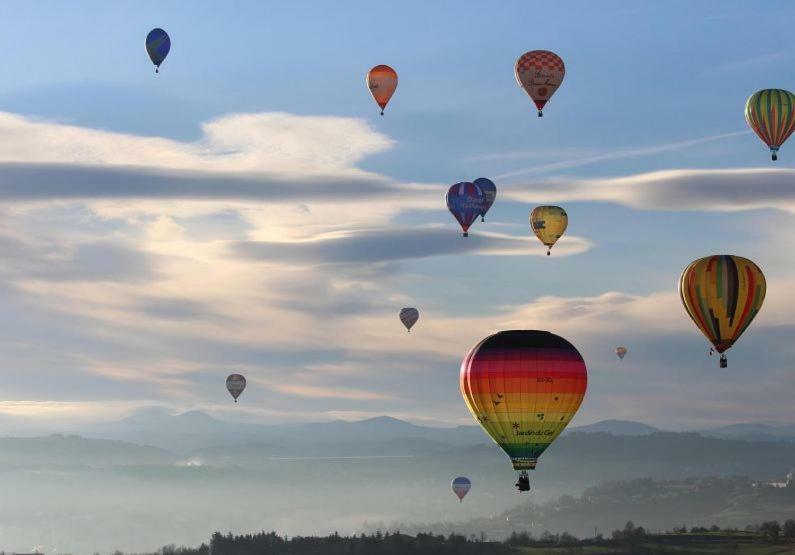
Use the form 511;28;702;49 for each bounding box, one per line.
530;206;567;255
679;255;766;368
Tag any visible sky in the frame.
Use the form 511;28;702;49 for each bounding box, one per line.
0;0;794;431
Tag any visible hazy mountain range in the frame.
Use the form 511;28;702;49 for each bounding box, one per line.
375;476;795;539
5;410;795;553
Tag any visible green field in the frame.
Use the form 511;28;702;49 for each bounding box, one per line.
515;537;795;555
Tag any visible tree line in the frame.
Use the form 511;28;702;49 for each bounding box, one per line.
87;519;795;555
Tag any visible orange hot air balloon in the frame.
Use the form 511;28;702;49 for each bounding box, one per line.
515;51;565;117
366;65;398;115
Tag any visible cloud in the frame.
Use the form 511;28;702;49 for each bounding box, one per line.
504;167;795;213
489;131;749;179
0;111;393;174
269;383;391;401
709;52;787;73
231;227;592;265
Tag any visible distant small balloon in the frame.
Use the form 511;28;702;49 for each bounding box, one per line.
615;346;628;360
399;307;419;332
530;206;568;255
446;182;486;237
473;178;497;222
146;28;171;73
515;50;565;117
452;476;471;502
226;373;246;403
366;65;398;115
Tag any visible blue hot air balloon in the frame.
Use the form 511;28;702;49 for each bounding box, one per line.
473;177;497;222
452;477;471;502
146;28;171;73
446;182;485;237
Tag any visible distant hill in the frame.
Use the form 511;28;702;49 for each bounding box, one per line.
567;419;660;436
87;408;487;453
0;435;177;467
698;423;795;443
383;476;795;539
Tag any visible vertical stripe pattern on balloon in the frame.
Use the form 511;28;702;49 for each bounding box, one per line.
745;89;795;158
679;255;766;354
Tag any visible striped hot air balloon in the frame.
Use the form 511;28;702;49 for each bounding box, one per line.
460;331;587;488
399;307;419;332
530;206;568;255
515;50;565;117
446;182;486;237
226;373;246;403
745;89;795;161
366;65;398;115
451;477;471;502
679;255;766;368
615;346;628;360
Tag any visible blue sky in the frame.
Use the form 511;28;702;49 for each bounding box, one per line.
0;0;794;431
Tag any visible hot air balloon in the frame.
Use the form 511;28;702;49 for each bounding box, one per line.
473;178;497;222
451;477;471;502
460;330;587;491
226;373;246;403
446;182;485;237
615;346;628;360
146;28;171;73
515;50;565;117
679;255;766;368
530;206;568;255
745;89;795;161
366;65;398;115
399;307;419;332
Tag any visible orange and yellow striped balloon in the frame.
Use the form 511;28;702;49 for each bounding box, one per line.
530;206;568;255
679;255;766;366
745;89;795;161
366;65;398;115
460;330;587;471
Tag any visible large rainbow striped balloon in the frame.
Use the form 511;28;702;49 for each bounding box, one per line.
460;330;587;471
745;89;795;161
679;255;766;367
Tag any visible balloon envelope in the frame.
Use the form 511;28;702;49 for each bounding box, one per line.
146;28;171;69
226;373;246;401
530;206;568;254
399;307;419;331
615;346;628;360
473;177;497;220
515;50;565;116
679;255;766;363
451;476;471;501
460;330;587;471
745;89;795;160
446;182;486;237
367;65;398;114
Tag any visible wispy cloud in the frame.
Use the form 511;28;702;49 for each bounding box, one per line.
503;167;795;213
709;52;787;73
492;131;749;180
230;227;592;265
270;383;391;401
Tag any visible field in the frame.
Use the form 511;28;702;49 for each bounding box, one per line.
514;534;795;555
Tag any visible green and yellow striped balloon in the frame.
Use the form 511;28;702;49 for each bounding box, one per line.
745;89;795;161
